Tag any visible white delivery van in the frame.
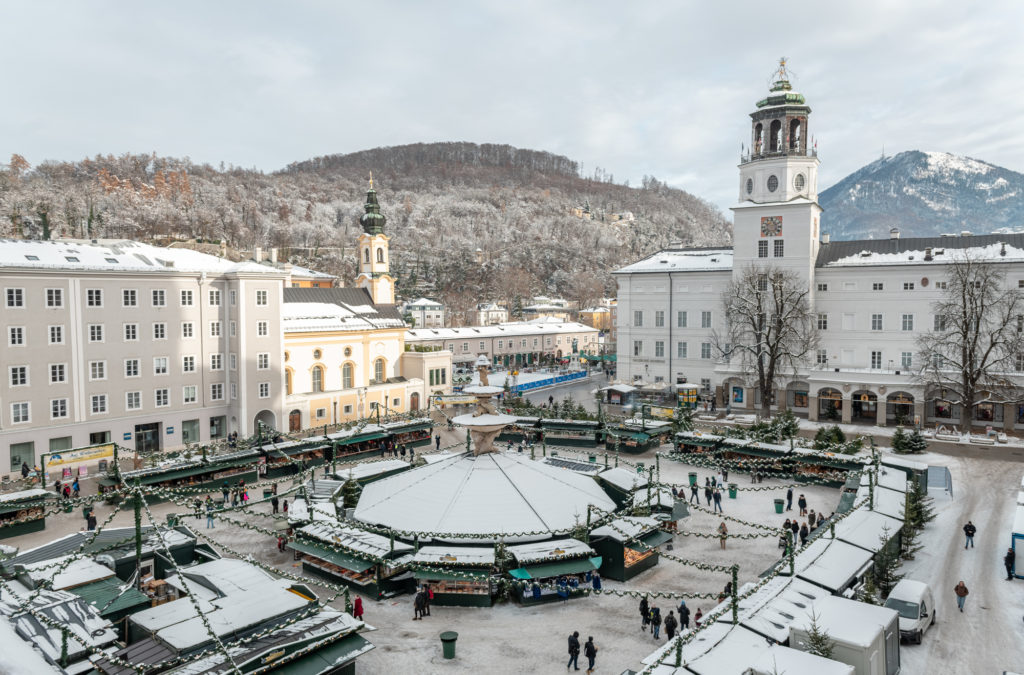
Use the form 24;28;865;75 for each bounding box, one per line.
883;579;935;643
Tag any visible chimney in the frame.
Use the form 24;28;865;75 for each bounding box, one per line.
821;233;831;244
270;247;278;263
1000;242;1007;257
889;227;900;240
254;246;262;262
924;247;933;261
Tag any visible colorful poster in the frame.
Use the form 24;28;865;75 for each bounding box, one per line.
47;443;114;467
732;386;744;403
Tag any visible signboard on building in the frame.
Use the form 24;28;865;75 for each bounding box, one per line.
48;443;114;467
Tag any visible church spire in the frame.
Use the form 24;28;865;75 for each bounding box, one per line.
359;173;387;235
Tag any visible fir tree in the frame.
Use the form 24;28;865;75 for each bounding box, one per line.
905;430;929;454
900;496;924;560
805;611;835;659
890;427;908;453
773;409;800;440
859;574;880;605
341;479;362;509
906;480;936;530
872;525;904;597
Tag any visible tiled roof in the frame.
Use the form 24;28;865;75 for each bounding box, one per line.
283;287;405;323
816;232;1024;267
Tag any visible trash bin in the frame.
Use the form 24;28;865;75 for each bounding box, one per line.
440;631;458;659
688;472;698;486
166;513;179;527
63;502;74;514
774;499;784;514
728;483;738;499
82;505;93;520
588;454;597;463
636;462;645;475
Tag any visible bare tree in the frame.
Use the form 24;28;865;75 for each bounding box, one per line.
714;265;818;419
916;251;1024;432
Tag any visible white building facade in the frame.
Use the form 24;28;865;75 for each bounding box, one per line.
615;65;1024;430
403;298;445;328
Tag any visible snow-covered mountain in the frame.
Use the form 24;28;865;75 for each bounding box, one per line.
819;151;1024;240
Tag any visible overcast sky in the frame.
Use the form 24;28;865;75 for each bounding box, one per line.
3;1;1023;213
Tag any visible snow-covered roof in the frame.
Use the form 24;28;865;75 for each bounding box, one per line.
825;240;1024;268
790;595;897;648
860;467;908;493
834;508;904;553
506;538;595;564
407;320;597;342
288;498;339;524
736;578;831;643
129;595;217;633
170;558;277;598
0;585;117;662
599;466;649;491
288;264;335;279
602;384;637;393
641;621;732;668
614;248;734;274
630;487;679;509
300;521;413;558
282;301;406;332
590;516;660;542
334;459;411;482
20;556;114;590
677;625;775;675
749;645;855;675
412;546;495;566
405;297;443;308
0;239;282;276
0;489;51;503
354;452;615;542
0;617;60;674
854;485;907;521
794;538;874;593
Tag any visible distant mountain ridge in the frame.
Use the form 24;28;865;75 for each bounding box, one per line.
819;150;1024;240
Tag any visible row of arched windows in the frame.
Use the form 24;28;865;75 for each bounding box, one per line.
285;358;387;395
364;248;386;263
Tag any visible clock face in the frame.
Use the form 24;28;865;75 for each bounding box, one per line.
767;175;779;192
745;178;753;195
760;216;783;237
794;173;806;191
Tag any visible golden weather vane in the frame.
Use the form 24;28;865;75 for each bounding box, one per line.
369;171;374;189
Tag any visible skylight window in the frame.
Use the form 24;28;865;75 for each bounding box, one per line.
105;257;118;264
24;255;39;261
65;256;79;262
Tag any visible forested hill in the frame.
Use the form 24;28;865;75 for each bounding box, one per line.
0;143;731;319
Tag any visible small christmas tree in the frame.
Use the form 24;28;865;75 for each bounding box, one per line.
900;498;923;560
890;427;908;453
341;479;362;509
805;611;835;659
773;409;800;441
872;525;904;597
905;430;929;454
859;574;880;605
906;480;936;530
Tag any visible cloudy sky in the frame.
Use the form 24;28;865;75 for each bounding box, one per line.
3;1;1023;212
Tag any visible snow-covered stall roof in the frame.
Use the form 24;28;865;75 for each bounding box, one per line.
0;616;59;674
630;487;682;510
506;538;595;564
854;485;907;521
602;384;637;394
300;521;413;558
538;456;604;476
0;584;117;663
334;459;411;482
0;488;52;503
20;556;114;591
590;516;660;543
640;621;733;669
406;320;596;342
412;547;495;566
739;578;832;643
790;595;898;648
793;538;874;594
834;508;903;553
129;596;217;633
676;625;776;674
165;558;279;601
599;466;649;491
748;645;855;675
860;466;908;493
288;498;339;524
354;452;615;542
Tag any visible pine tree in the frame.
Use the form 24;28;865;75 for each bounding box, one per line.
906;480;936;530
859;574;880;605
900;496;924;560
341;479;362;509
905;430;929;454
805;611;835;659
890;427;908;453
872;525;904;597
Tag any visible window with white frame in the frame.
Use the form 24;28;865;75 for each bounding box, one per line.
89;361;106;381
91;394;108;414
816;283;828;292
701;342;712;359
124;323;138;341
230;290;237;306
230;321;236;337
123;289;137;307
152;289;166;306
901;314;914;331
153;322;166;340
125;359;139;378
758;240;769;258
655;311;665;327
86;289;103;307
229;353;237;370
633;340;643;356
154;357;168;375
88;324;104;342
9;366;28;387
757;274;768;291
933;314;946;331
6;288;24;308
49;325;64;344
182;355;195;373
230;383;237;399
677;341;687;358
8;326;24;346
51;398;68;419
871;314;883;331
774;240;784;257
256;290;268;306
316;408;326;419
126;391;141;410
257;353;269;369
816;349;828;365
479;341;486;351
210;383;224;400
210;353;223;371
655;341;665;357
50;363;66;383
209;321;221;337
633;310;643;327
209;289;221;306
935;281;947;289
182;322;194;338
817;314;828;330
11;402;30;423
257;321;268;337
873;282;884;291
183;385;197;404
47;288;64;308
701;311;712;328
870;351;882;369
155;389;169;407
901;352;913;368
343;404;353;414
903;282;915;291
677;311;687;328
258;382;270;398
180;289;193;306
497;340;504;349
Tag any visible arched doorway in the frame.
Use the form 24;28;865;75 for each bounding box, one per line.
886;392;914;425
817;387;842;421
410;393;420;411
288;409;302;432
851;390;877;422
254;410;277;434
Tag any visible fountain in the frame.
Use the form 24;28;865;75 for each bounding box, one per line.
451;355;517;455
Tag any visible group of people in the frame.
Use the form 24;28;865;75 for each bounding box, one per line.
381;439;415;460
780;510;828;549
678;476;727;513
412;584;433;620
638;596;701;641
54;478;80;500
566;631;598;673
219;479;250;508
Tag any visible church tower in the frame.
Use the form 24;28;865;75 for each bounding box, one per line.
732;59;822;285
354;174;396;305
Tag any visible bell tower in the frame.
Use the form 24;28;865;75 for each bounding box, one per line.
355;173;396;305
732;59;822;286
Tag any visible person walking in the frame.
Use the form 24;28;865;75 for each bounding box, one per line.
786;487;793;511
86;510;97;531
583;636;598;674
664;610;678;640
954;581;969;612
221;482;229;506
206;501;215;529
353;596;364;621
651;606;662;640
639;596;650;631
21;462;29;479
1005;548;1016;580
799;523;809;547
790;519;800;542
679;600;690;629
282;499;288;514
413;587;426;620
72;479;80;498
271;495;279;514
423;584;433;616
718;521;728;549
798;494;808;517
694;608;703;626
435;434;441;450
704;483;713;506
817;512;826;529
567;631;581;671
712;489;723;513
963;521;976;548
690;483;699;504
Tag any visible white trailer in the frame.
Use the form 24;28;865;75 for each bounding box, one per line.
790;595;900;675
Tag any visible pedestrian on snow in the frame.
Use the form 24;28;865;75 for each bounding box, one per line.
435;434;441;450
640;596;650;631
954;581;969;612
353;596;364;620
651;607;662;640
276;535;286;552
62;484;71;500
591;572;602;591
21;462;29;478
86;510;97;531
584;636;598;674
808;509;816;528
963;521;976;548
722;467;729;482
679;601;690;629
694;608;703;626
71;480;80;498
704;484;713;506
413;588;426;620
786;488;793;511
206;501;215;529
718;521;728;549
549;395;555;407
712;489;723;513
271;496;279;514
567;631;581;670
671;486;679;499
799;523;809;546
1005;548;1016;580
423;584;432;616
664;610;678;639
710;475;717;488
798;494;808;516
409;446;415;460
282;499;288;513
400;445;407;459
222;482;229;505
790;520;800;541
690;483;699;504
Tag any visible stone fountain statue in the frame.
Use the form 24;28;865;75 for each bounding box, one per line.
452;355;516;455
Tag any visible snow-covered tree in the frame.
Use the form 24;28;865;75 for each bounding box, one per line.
805;611;835;659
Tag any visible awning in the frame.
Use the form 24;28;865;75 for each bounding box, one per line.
341;432;389;445
608;430;649;441
509;557;602;580
389;422;432;433
268;632;374;675
289;539;376;573
679;438;718;447
413;568;491;582
630;530;673;551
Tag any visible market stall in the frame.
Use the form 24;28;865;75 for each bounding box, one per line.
0;489;54;539
410;547;494;607
604;420;673;454
116;448;262;502
597;466;649;507
539;419;602;448
507;538;600;604
382;418;435;448
589;516;670;581
675;431;723;454
289;521;414;598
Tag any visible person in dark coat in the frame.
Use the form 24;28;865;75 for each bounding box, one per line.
86;510;97;531
963;521;977;548
954;580;969;612
21;462;29;478
282;499;288;513
639;596;650;631
786;487;793;511
690;483;699;503
704;484;713;506
353;596;364;620
1006;547;1016;580
271;496;279;514
799;523;809;546
413;588;426;620
664;610;678;639
567;631;581;670
583;636;597;674
678;600;690;628
790;520;800;540
651;606;662;639
712;489;723;513
798;494;808;516
591;572;602;590
435;434;441;450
